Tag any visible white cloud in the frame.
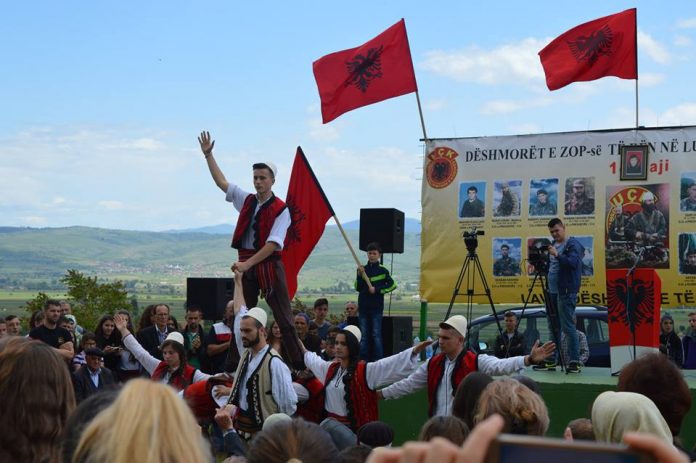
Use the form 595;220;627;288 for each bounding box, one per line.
509;123;542;134
480;97;552;115
638;30;671;65
52;197;67;205
674;35;693;47
676;18;696;29
660;103;696;126
98;200;125;210
19;215;48;226
421;37;549;86
639;73;666;87
307;118;340;142
425;99;447;111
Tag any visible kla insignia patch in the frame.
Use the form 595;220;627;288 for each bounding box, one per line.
426;147;458;189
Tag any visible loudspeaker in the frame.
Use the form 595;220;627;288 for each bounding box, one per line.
186;278;234;321
359;208;405;254
381;316;413;356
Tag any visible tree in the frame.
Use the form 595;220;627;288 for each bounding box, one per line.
23;270;132;332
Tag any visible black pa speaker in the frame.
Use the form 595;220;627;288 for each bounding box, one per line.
359;208;405;254
186;278;234;321
381;316;413;356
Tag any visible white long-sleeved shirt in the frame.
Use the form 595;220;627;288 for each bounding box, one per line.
122;333;210;384
381;353;526;416
233;306;297;415
226;183;291;250
304;347;419;417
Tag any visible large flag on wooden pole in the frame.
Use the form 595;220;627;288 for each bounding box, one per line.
538;8;637;91
313;19;420;127
282;148;334;299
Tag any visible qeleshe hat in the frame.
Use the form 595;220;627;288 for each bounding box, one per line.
440;315;468;337
343;325;362;343
254;161;277;177
245;307;268;327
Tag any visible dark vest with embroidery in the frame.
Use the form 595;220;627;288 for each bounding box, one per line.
151;361;196;392
325;361;378;431
426;351;478;416
231;193;286;254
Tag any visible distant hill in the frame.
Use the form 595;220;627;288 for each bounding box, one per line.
165;217;421;235
0;225;420;292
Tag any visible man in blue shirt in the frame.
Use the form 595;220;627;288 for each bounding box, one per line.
542;218;584;373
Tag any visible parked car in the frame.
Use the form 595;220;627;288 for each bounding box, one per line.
465;305;610;367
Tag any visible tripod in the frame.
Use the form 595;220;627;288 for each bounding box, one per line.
444;242;503;350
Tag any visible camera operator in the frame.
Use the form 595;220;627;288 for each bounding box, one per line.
543;218;584;373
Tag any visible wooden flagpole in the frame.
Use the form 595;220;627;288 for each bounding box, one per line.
333;215;374;289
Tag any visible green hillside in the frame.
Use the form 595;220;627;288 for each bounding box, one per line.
0;226;420;294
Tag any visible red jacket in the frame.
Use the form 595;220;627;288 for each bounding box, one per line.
232;193;286;253
151;361;195;392
325;361;378;431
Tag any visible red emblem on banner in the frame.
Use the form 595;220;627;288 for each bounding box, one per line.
426;147;458;189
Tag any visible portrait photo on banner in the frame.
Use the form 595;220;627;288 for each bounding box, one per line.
678;233;696;275
680;172;696;212
458;181;486;219
492;237;522;277
528;178;558;217
563;177;596;216
575;235;595;277
619;144;649;181
492;179;522;218
605;183;670;269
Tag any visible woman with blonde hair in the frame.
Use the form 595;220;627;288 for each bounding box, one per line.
475;377;549;436
72;379;211;463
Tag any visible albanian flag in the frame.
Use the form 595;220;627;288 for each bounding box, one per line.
313;18;418;123
282;148;334;298
539;8;637;91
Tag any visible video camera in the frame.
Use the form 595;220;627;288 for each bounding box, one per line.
528;238;552;274
463;227;485;253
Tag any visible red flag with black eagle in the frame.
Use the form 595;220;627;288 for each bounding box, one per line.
539;8;637;91
282;148;334;299
313;18;418;123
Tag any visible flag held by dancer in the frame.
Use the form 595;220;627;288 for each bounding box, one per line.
313;18;418;123
282;147;334;298
538;8;637;91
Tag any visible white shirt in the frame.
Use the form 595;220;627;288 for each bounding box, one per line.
122;334;210;384
226;183;291;250
233;306;297;415
381;353;526;416
303;347;419;417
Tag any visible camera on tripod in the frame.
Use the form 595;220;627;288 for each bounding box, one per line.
528;238;552;274
463;227;485;253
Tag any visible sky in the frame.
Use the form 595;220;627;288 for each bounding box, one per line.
2;1;696;231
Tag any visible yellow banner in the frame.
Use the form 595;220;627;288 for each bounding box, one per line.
421;127;696;307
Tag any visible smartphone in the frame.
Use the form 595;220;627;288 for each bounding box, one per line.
485;434;655;463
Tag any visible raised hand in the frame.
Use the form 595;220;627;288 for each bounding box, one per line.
529;340;556;364
198;131;215;157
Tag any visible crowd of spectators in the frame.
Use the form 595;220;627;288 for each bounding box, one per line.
0;297;694;463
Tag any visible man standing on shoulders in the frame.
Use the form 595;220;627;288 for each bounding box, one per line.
312;298;332;340
379;315;555;417
494;311;525;358
136;303;170;360
198;130;304;369
540;218;584;373
355;242;396;361
226;269;297;440
29;299;74;361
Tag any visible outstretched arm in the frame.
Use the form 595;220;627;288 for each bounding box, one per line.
198;131;229;193
114;313;160;375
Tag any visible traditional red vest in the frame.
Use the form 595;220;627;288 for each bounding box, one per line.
151;361;196;392
325;361;378;431
294;376;326;424
231;193;287;253
426;351;478;417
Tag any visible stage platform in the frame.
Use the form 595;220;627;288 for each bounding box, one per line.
379;367;696;447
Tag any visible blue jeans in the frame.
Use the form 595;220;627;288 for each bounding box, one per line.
556;292;579;363
320;418;356;451
359;308;383;361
